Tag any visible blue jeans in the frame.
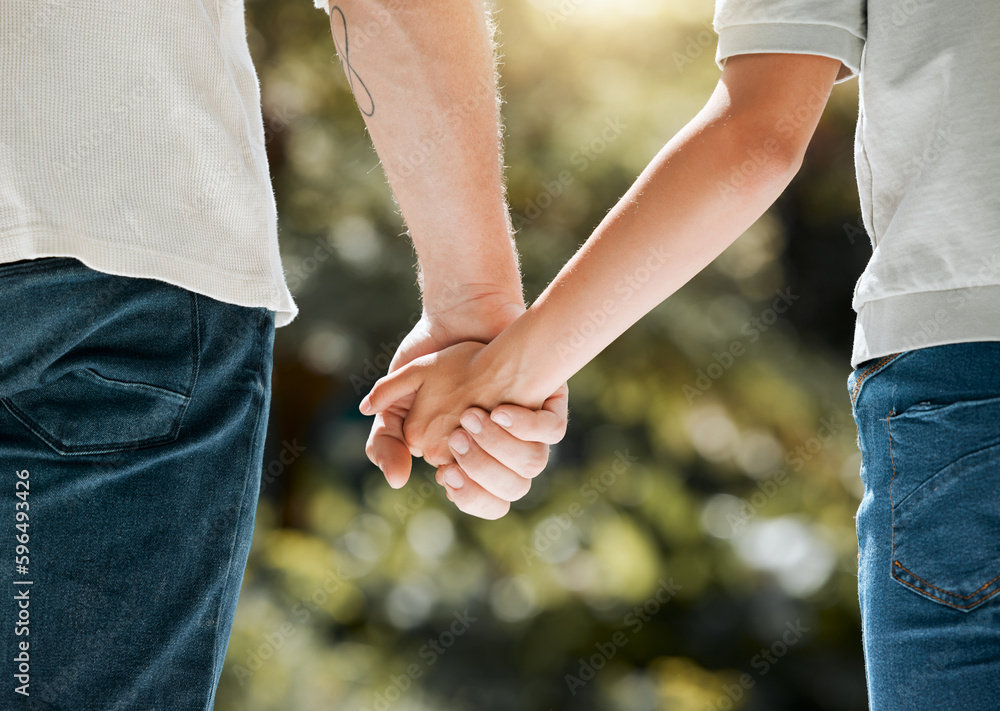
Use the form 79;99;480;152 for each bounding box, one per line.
849;343;1000;708
0;257;274;709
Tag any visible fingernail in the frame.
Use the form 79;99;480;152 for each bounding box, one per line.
443;467;464;489
449;431;470;455
491;411;513;428
359;396;372;415
460;411;482;434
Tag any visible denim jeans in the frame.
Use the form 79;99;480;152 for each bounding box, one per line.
849;343;1000;709
0;257;274;709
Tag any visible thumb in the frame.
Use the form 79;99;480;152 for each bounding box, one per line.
360;362;424;415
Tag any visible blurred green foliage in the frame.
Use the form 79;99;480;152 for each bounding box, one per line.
216;1;872;709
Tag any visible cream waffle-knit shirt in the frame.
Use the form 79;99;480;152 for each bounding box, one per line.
1;0;297;326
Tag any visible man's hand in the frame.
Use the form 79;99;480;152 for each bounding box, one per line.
325;2;569;513
364;290;568;517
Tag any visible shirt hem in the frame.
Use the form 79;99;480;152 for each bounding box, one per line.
0;227;299;328
852;286;1000;368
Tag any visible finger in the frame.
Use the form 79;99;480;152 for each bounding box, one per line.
435;464;512;520
447;425;533;501
457;408;549;480
360;363;423;416
489;382;569;445
415;433;456;469
366;411;412;489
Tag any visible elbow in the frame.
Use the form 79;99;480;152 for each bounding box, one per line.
741;119;808;189
707;118;805;202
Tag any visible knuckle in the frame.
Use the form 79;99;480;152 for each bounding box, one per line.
401;420;421;448
425;445;452;468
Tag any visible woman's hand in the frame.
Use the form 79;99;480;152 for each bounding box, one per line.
362;288;569;518
362;341;508;467
435;383;568;519
362;337;567;519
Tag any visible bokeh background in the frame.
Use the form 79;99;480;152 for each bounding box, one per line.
216;0;874;709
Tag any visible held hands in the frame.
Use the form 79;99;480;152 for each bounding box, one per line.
361;295;567;519
363;341;508;465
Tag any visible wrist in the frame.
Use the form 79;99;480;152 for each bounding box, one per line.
422;282;525;343
418;225;523;321
472;310;555;410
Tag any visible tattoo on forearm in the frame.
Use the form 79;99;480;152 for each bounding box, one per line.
330;6;375;117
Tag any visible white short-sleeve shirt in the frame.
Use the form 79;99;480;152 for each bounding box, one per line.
0;1;297;327
714;0;1000;367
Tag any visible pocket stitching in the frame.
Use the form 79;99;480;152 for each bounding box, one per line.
891;438;1000;510
79;367;190;403
0;290;202;456
893;563;1000;607
0;395;185;456
888;408;899;563
888;410;1000;611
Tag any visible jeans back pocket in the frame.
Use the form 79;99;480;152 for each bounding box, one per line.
888;397;1000;611
1;272;200;456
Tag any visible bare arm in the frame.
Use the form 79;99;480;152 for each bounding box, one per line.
327;1;520;317
362;53;844;466
487;53;844;404
326;1;568;499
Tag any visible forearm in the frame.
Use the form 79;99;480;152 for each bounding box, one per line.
327;1;522;314
482;58;837;407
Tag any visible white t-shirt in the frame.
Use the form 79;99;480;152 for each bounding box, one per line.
714;0;1000;367
0;1;297;327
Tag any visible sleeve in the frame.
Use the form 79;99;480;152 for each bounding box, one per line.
314;0;329;14
713;0;867;83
